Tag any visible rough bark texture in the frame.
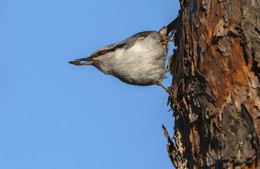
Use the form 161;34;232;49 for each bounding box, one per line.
164;0;260;168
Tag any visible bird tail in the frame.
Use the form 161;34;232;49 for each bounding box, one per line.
68;57;93;66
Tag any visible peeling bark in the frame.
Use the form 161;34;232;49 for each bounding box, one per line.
164;0;260;168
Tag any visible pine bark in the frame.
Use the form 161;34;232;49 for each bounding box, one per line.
164;0;260;168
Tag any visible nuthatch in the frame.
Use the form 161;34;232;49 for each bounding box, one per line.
69;27;172;92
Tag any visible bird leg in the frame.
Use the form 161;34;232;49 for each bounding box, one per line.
165;30;175;42
157;79;171;93
168;29;176;39
161;30;175;45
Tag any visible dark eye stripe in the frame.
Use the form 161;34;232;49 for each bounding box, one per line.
92;43;126;58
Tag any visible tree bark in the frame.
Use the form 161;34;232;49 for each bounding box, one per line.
164;0;260;168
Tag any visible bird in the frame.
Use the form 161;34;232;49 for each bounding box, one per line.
69;27;172;93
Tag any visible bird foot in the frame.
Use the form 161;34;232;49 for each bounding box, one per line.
161;31;175;45
157;79;171;94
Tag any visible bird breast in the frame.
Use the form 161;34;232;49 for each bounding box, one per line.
98;32;168;86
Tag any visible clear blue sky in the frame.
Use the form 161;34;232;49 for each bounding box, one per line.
0;1;179;169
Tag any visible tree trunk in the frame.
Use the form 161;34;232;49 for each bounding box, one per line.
164;0;260;168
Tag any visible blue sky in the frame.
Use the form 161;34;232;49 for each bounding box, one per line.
0;1;179;169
